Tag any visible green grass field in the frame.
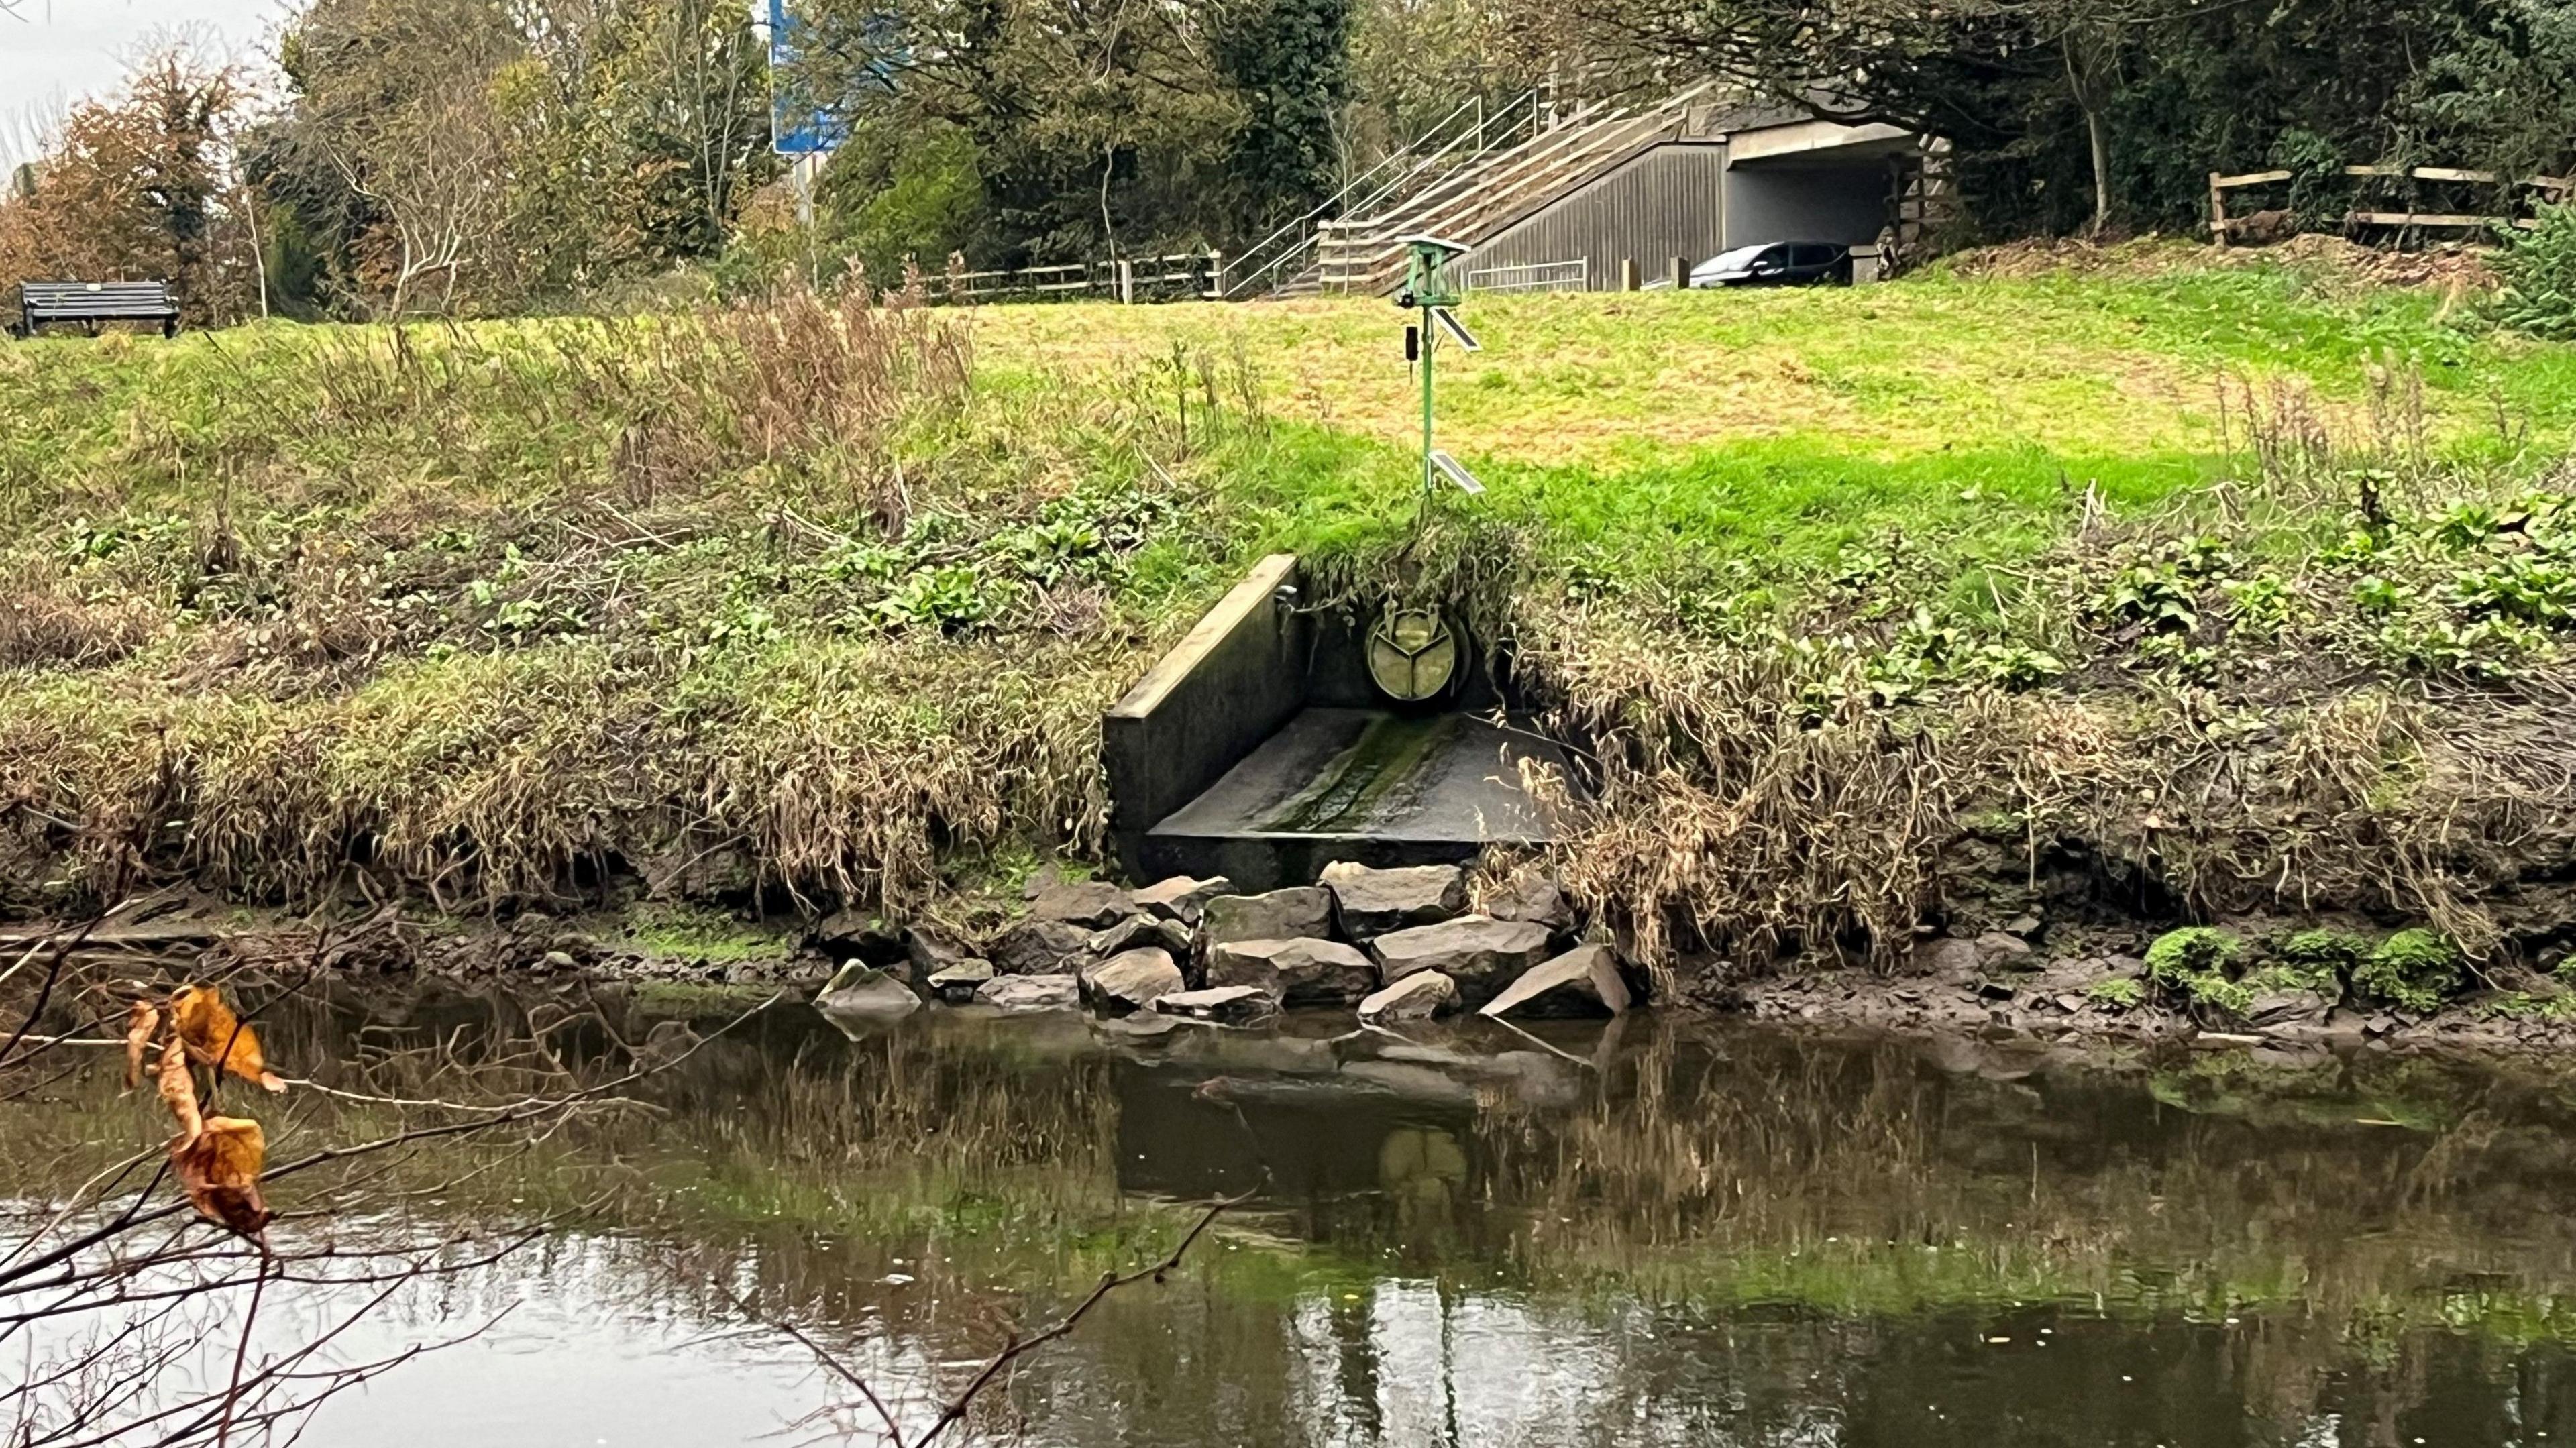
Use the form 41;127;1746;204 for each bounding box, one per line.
3;249;2572;952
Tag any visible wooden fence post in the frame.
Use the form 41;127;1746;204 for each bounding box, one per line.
1669;256;1688;289
2210;171;2229;247
1619;258;1640;291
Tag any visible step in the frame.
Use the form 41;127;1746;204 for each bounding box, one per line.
1141;707;1572;891
1316;86;1711;292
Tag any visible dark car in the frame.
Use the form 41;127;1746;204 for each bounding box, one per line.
1689;242;1852;288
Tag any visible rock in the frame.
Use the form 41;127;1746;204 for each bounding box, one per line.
814;909;906;961
1130;875;1234;927
2247;991;2332;1028
638;1019;700;1065
904;925;975;976
2004;914;2043;939
989;918;1091;975
1085;914;1167;958
1341;1060;1480;1105
1479;944;1631;1019
1371;916;1555;1005
1020;863;1061;900
2052;993;2087;1013
1153;985;1280;1026
1079;948;1185;1015
1200;887;1334;948
814;963;920;1017
975;974;1081;1011
1028;880;1134;929
1320;862;1466;939
1488;876;1575;931
2231;207;2298;246
643;844;756;900
926;959;996;1003
1975;979;2017;1001
539;950;578;971
1359;971;1460;1021
1205;936;1379;1006
1912;937;1982;981
1975;932;2035;964
1152;918;1195;956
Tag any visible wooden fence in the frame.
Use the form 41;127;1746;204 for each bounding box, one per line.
2210;165;2573;244
927;252;1225;305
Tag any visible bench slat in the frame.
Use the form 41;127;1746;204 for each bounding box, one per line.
17;280;180;337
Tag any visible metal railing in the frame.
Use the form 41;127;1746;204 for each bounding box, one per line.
1464;259;1588;294
1313;82;1715;296
1218;90;1545;300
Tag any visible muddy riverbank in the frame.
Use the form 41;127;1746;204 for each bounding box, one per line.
19;862;2576;1064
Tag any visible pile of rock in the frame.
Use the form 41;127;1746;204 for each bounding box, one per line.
820;862;1634;1025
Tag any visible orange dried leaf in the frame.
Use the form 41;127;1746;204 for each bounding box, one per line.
169;985;286;1093
156;1038;203;1150
172;1115;271;1241
123;999;160;1090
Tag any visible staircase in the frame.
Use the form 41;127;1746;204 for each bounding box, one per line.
1218;93;1548;301
1309;84;1717;296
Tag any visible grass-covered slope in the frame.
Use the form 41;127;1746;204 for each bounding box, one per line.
4;254;2575;991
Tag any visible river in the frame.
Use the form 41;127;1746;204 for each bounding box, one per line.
13;983;2576;1446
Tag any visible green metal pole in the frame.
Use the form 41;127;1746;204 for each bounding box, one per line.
1419;297;1436;514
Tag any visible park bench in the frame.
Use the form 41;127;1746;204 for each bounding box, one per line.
15;280;180;338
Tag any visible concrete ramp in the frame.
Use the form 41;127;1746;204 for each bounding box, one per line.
1103;557;1573;890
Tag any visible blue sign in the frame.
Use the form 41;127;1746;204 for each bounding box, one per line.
768;0;848;156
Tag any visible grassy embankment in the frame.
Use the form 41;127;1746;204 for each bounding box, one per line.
5;249;2576;984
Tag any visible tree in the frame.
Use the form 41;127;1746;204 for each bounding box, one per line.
0;48;258;324
1572;0;2563;240
262;0;775;315
1209;0;1358;229
2403;0;2576;182
270;0;523;315
790;0;1249;264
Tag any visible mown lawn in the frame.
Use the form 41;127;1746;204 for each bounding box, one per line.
964;252;2576;588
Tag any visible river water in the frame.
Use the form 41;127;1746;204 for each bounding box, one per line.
16;985;2576;1447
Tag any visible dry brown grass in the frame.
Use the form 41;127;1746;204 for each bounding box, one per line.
1518;527;2576;991
1525;616;2576;989
0;287;1191;917
0;576;163;669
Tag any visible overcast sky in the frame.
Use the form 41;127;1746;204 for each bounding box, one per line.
2;0;289;168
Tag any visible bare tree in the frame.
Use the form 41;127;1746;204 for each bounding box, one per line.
271;0;519;315
656;0;765;252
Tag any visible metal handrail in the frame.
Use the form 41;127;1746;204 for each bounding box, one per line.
1221;89;1544;299
1313;83;1713;294
1222;95;1487;283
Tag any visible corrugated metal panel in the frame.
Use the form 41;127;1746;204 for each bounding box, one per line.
1462;142;1729;292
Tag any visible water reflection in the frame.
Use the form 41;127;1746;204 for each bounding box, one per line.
20;983;2576;1447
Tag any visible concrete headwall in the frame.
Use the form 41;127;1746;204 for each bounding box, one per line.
1102;554;1309;876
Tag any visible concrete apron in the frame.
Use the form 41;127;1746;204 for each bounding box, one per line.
1102;555;1576;890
